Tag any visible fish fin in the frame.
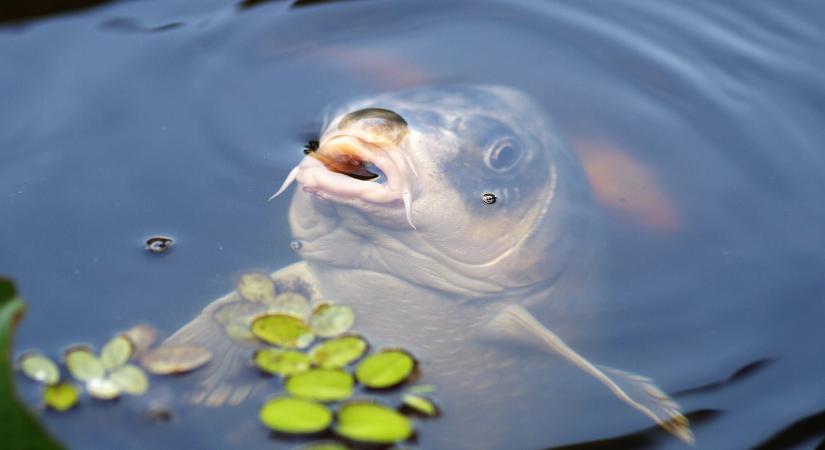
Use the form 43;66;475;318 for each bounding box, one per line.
487;304;693;444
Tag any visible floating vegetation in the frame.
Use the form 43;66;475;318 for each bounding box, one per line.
237;272;277;303
43;383;80;412
259;396;332;434
65;346;105;382
335;401;413;444
285;369;354;402
254;348;311;377
401;393;438;417
355;349;416;389
296;441;349;450
140;345;212;375
272;292;312;319
100;335;133;371
309;304;355;337
109;364;149;395
122;324;158;356
18;352;59;386
308;335;368;369
86;377;120;400
251;313;314;349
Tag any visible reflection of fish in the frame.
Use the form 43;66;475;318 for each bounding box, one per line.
166;86;691;443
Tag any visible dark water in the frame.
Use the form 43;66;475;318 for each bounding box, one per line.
2;1;825;449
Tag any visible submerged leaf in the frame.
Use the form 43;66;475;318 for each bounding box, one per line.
254;348;311;377
18;352;59;385
309;304;354;338
259;396;332;434
43;383;80;412
308;335;368;369
86;377;120;400
401;393;438;417
65;346;105;382
122;324;158;356
285;369;354;402
335;401;413;443
140;345;212;375
272;292;312;319
109;364;149;395
237;272;277;303
100;335;133;371
213;302;264;344
355;349;415;389
251;314;314;349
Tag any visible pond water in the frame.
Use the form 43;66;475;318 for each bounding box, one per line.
2;1;825;449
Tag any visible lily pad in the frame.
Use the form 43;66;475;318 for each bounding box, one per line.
309;304;355;338
100;335;133;371
259;396;332;434
86;377;120;400
43;382;80;411
237;272;276;303
401;393;438;417
285;369;353;402
65;346;105;382
251;313;314;349
308;335;368;369
335;401;413;444
18;352;59;385
254;348;311;377
140;345;212;375
110;364;149;395
122;323;158;356
355;349;415;389
272;292;312;319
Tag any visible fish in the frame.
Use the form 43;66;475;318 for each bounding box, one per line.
164;85;692;445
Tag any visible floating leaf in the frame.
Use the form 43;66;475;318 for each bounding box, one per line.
405;384;436;395
335;401;413;443
259;396;332;434
309;304;354;338
254;348;310;377
18;352;59;385
110;364;149;395
308;335;368;369
65;346;105;382
401;393;438;417
122;324;158;356
237;272;276;303
296;441;349;450
43;383;80;412
100;335;133;371
140;345;212;375
272;292;312;319
285;369;353;402
355;349;415;389
86;377;120;400
251;314;314;349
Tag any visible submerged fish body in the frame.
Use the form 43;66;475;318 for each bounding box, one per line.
167;85;691;447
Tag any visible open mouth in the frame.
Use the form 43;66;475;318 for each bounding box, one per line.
270;133;417;228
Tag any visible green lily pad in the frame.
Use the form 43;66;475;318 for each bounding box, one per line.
18;352;59;385
140;345;212;375
355;349;415;389
272;292;312;319
285;369;354;402
65;346;105;382
43;382;80;412
259;396;332;434
254;348;311;377
251;313;314;349
335;401;413;444
309;304;355;338
308;335;368;369
237;272;277;303
109;364;149;395
401;393;438;417
100;335;133;371
86;377;120;400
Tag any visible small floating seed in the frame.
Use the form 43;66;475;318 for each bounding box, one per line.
145;236;173;253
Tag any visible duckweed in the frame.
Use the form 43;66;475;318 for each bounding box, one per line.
355;350;415;389
254;348;311;377
43;383;80;411
308;335;368;369
259;396;332;434
100;335;133;371
65;347;105;382
285;369;354;402
251;313;314;349
309;304;355;337
402;393;438;417
18;352;59;386
237;272;277;303
335;401;413;443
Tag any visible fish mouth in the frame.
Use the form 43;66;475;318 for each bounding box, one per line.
270;132;418;228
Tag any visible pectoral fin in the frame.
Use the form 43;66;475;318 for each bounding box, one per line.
486;304;693;444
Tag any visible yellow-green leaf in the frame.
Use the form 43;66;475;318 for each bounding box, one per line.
43;383;80;412
18;352;59;385
140;345;212;375
335;401;413;443
308;335;368;369
100;335;133;371
251;314;314;349
402;393;438;417
285;369;353;402
109;364;149;395
65;346;104;382
237;272;276;303
355;349;415;389
309;304;354;338
296;441;349;450
259;396;332;434
254;348;310;377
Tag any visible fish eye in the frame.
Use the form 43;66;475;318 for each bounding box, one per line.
484;138;522;172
